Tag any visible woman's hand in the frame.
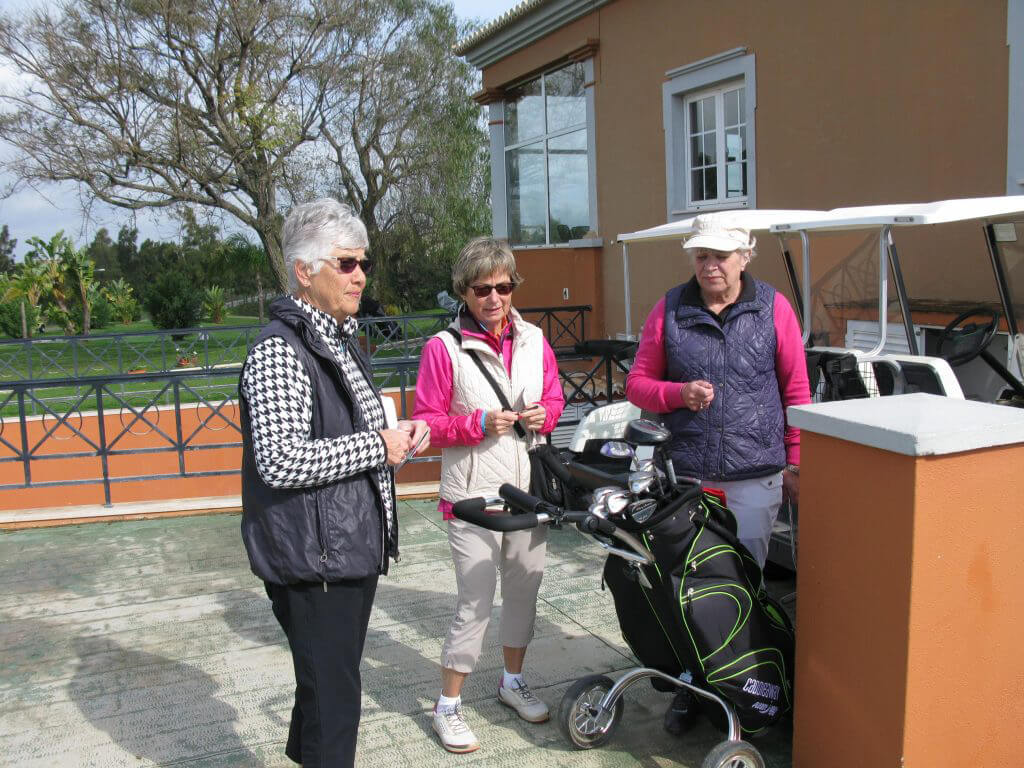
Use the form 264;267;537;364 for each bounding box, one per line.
681;380;715;412
484;409;519;436
397;419;431;455
379;428;413;466
518;403;546;431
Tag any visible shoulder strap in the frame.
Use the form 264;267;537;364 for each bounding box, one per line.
445;327;526;438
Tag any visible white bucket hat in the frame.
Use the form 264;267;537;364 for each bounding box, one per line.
683;213;755;252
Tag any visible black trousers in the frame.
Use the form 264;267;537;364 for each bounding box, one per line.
266;575;379;768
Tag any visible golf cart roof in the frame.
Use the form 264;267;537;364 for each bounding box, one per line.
770;196;1024;233
616;209;825;243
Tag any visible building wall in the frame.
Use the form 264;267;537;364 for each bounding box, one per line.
480;0;1011;336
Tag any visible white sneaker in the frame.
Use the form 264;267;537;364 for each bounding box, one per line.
498;679;550;723
432;705;480;753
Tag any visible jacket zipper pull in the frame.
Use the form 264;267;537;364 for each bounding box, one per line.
321;549;328;592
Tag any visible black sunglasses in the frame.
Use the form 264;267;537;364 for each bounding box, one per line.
470;282;515;298
332;257;374;275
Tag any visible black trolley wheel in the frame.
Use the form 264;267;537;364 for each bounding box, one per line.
701;739;766;768
557;674;624;750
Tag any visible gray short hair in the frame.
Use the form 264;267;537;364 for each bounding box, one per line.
452;237;522;298
281;198;369;292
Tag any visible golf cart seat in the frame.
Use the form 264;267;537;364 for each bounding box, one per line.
877;354;965;398
806;348;872;401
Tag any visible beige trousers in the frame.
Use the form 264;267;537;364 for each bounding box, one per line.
440;518;548;673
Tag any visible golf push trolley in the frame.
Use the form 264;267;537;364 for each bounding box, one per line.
451;417;794;768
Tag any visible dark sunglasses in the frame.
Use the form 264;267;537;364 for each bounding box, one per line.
331;257;374;275
470;282;515;298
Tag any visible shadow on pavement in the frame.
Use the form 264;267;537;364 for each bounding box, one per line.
69;634;259;765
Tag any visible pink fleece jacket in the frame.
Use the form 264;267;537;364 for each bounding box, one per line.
413;321;565;519
625;292;810;466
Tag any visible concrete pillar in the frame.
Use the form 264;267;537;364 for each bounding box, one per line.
787;393;1024;768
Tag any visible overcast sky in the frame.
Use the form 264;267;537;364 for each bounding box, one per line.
0;0;518;257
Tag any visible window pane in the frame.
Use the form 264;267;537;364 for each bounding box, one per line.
690;100;702;133
545;62;586;134
704;133;716;167
726;162;746;198
506;142;546;245
692;169;706;201
726;128;743;163
737;87;745;124
702;97;716;130
704;168;717;200
725;89;739;127
691;135;701;168
547;130;590;243
505;77;544;145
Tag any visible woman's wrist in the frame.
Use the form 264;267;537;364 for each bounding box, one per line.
479;410;487;435
784;463;799;475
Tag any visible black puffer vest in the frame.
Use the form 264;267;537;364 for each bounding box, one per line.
239;298;397;585
662;276;786;482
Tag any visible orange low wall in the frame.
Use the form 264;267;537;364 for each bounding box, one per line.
791;398;1024;767
0;388;440;511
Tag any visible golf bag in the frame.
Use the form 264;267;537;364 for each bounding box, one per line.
602;482;795;735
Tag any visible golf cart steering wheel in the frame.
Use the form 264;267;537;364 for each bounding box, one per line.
936;307;1000;366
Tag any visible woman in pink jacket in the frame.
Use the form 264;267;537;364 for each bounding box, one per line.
413;237;565;754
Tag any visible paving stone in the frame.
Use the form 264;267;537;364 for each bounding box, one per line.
0;498;793;767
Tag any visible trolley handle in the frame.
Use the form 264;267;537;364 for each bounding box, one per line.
450;497;540;532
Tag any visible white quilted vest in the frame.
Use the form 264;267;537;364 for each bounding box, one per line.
436;309;545;503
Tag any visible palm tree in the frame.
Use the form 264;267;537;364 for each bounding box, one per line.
1;255;48;337
221;233;273;324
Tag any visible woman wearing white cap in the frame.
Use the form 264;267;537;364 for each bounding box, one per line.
625;212;809;731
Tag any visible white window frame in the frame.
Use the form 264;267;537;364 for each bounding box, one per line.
683;82;748;208
664;48;756;220
488;58;599;247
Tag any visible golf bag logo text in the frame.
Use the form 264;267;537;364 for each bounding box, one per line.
742;677;781;701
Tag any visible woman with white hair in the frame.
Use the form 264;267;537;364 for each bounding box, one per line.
625;212;810;733
239;198;428;767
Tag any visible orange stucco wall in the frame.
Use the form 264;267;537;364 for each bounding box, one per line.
513;247;605;338
793;432;1024;767
479;0;1011;337
0;389;441;511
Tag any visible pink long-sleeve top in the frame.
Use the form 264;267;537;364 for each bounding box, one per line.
413;316;565;519
625;287;810;466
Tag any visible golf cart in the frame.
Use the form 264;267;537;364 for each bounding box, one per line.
603;196;1024;571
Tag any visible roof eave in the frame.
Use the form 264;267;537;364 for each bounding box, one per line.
454;0;610;70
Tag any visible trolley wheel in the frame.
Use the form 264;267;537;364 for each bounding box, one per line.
557;674;624;750
701;739;765;768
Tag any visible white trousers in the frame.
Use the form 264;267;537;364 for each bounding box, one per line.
441;518;548;674
710;472;784;569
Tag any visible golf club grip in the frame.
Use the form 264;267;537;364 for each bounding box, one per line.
450;498;539;531
499;483;544;514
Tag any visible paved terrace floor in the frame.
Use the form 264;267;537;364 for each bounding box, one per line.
0;500;794;767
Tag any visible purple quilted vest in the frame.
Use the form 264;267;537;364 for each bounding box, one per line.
662;277;786;481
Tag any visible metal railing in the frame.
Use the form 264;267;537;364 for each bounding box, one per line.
0;305;593;385
0;306;626;503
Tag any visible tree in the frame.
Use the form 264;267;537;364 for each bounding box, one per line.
218;233;275;323
25;233;76;333
0;0;367;291
85;228;122;283
0;0;491;306
145;268;203;330
0;225;16;275
104;278;139;324
319;0;489;309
